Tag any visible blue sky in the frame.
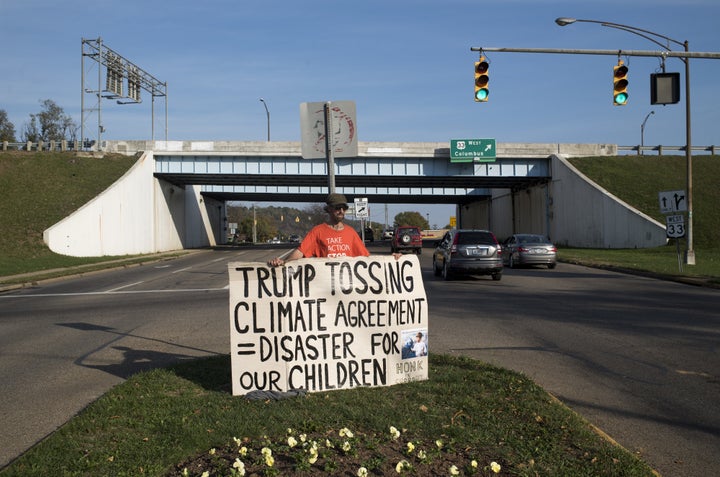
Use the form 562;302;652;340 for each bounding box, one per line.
2;0;719;227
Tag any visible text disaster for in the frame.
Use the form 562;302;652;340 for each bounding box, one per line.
228;255;429;396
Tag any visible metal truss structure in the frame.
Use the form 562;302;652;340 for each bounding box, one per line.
81;37;167;150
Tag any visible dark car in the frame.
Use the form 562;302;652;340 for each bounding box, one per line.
502;234;557;269
360;227;374;242
391;226;422;254
433;229;503;281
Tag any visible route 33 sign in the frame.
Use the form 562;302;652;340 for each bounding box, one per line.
666;215;685;238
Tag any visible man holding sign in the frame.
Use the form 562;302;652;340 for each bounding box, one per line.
234;194;426;397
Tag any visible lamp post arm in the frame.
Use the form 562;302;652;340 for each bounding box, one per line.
601;24;673;52
595;20;684;50
559;18;684;50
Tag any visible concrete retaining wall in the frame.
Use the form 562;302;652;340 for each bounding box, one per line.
458;155;666;248
43;152;222;257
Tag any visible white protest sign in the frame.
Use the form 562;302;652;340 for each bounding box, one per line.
228;255;429;396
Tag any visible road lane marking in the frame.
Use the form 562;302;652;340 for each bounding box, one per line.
0;287;228;298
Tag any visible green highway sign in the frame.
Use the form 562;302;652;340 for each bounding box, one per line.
450;139;496;163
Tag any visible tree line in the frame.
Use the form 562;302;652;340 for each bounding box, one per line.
228;205;433;243
0;99;76;143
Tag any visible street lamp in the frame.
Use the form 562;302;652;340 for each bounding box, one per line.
555;17;695;265
259;98;270;142
641;110;654;155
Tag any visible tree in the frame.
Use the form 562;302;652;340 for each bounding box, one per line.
393;211;429;229
0;109;16;142
22;99;76;142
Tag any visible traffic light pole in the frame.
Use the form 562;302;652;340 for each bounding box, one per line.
472;45;720;265
470;46;720;60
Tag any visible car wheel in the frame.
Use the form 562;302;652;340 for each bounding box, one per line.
401;234;411;244
492;272;502;281
433;257;441;276
548;262;557;269
442;261;452;280
416;248;422;255
509;255;516;269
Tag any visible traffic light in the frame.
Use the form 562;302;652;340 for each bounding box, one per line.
474;57;489;102
613;60;629;106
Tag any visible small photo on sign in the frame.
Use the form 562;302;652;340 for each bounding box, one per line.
402;329;428;359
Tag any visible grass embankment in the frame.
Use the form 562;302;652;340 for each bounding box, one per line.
565;154;720;286
1;354;657;477
0;152;142;277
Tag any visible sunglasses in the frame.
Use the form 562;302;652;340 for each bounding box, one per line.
331;204;348;211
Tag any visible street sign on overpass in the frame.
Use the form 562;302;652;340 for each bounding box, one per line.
450;139;496;163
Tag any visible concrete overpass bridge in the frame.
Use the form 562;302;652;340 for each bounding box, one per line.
43;141;667;257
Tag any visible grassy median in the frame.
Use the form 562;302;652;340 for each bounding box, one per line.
1;354;658;477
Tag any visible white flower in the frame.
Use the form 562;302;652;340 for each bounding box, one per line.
340;427;354;438
342;440;352;452
233;436;242;446
435;439;444;449
201;472;210;477
450;464;460;475
325;438;334;448
406;441;415;453
288;436;298;448
239;446;248;456
181;468;189;477
390;426;401;440
357;467;369;477
233;458;246;476
261;447;274;466
490;461;502;473
300;433;307;442
417;449;427;460
471;459;478;468
208;448;216;455
395;459;410;473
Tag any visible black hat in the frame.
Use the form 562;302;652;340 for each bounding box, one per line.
326;193;348;207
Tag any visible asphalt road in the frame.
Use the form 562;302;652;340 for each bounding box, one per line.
1;244;718;476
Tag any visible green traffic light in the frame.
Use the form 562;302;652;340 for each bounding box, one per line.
475;89;489;101
614;92;629;105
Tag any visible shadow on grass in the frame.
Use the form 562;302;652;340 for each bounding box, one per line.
169;354;233;393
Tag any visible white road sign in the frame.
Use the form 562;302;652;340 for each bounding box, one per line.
299;101;358;159
658;190;687;214
666;215;686;238
354;197;369;218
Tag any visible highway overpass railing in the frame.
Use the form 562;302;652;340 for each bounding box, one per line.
2;140;719;156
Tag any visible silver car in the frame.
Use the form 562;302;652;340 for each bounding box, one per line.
502;234;557;269
433;229;503;281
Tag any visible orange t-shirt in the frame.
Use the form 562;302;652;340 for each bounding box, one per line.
298;224;369;258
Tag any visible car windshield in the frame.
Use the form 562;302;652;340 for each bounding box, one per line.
518;235;549;244
399;228;420;235
457;232;495;245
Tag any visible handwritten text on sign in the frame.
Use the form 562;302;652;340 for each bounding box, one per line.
228;255;429;396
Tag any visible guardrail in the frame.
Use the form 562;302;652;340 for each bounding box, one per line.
618;145;718;155
1;140;95;152
2;141;718;156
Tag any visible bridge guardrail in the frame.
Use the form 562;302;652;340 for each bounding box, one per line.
2;141;718;156
1;140;95;152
